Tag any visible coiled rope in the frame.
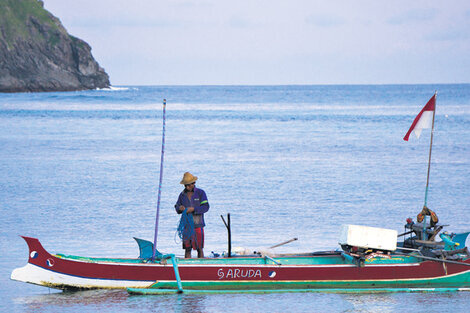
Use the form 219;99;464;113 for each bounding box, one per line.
176;209;195;243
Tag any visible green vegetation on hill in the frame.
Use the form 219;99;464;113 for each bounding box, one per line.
0;0;110;92
0;0;64;47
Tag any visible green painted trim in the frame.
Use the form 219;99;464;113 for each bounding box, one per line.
145;269;470;290
54;253;422;266
128;287;470;295
54;254;146;264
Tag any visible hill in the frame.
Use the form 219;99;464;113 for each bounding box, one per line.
0;0;110;92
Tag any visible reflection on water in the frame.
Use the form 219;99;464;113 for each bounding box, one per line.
342;292;470;312
14;290;232;313
9;285;470;313
343;293;399;313
13;290;128;312
8;289;364;313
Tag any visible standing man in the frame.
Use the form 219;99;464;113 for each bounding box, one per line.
175;172;210;258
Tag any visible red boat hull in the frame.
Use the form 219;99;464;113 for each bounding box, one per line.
11;236;470;290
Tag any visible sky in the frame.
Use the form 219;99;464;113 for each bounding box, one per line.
43;0;470;86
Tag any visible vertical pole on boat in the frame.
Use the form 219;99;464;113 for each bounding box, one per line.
422;92;437;240
424;92;437;207
221;213;231;257
152;99;167;261
227;214;231;257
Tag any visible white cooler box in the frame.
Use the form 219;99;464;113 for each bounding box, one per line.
339;224;398;252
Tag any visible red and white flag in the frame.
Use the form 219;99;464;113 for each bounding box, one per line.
403;95;436;141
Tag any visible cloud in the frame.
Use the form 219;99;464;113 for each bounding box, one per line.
387;8;437;25
68;17;184;29
305;14;345;28
229;16;258;29
424;29;470;42
42;0;470;85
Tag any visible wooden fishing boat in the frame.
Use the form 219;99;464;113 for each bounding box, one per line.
11;223;470;294
11;94;470;294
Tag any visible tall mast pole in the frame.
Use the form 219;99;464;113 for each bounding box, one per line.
152;99;167;260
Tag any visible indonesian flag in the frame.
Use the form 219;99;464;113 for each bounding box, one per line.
403;94;436;141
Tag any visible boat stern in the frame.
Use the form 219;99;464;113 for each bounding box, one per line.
11;236;64;288
11;236;157;290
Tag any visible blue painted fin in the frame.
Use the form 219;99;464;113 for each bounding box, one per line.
452;232;470;248
133;237;163;259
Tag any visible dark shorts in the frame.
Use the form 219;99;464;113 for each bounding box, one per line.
183;227;204;250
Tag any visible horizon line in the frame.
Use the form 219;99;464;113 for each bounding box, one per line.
109;82;470;87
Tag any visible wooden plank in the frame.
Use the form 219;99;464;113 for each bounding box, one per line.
414;240;444;245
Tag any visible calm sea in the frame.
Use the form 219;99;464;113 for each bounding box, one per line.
1;85;470;312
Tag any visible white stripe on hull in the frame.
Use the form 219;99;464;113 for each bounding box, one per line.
11;263;154;289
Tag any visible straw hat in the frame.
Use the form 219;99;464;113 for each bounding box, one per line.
180;172;198;185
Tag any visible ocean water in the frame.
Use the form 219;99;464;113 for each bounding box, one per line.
1;84;470;312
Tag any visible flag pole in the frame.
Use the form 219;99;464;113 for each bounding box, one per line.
422;92;436;241
423;92;437;207
152;99;167;261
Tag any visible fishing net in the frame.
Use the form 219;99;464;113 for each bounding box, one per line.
176;209;195;243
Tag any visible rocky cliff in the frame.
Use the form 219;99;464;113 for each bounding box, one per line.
0;0;110;92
